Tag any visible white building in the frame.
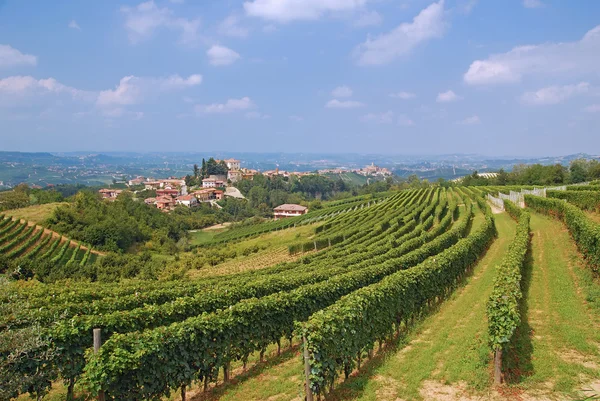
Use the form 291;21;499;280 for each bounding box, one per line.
224;158;241;170
273;204;308;219
202;178;225;188
176;194;199;207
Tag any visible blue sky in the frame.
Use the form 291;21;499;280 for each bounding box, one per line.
0;0;599;156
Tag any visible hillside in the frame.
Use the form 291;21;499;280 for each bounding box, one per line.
2;187;599;401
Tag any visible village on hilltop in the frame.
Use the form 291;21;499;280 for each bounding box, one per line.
99;159;390;217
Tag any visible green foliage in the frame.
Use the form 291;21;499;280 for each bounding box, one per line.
45;191;188;252
525;194;600;272
301;200;495;394
547;189;600;211
487;204;531;353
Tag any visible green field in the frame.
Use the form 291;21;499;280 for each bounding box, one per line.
3;202;67;223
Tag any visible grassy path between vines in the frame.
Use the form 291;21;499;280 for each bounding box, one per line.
504;213;600;399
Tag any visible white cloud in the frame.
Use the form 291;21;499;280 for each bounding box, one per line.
0;45;37;68
398;114;415;126
289;115;304;121
459;115;480;125
68;20;81;30
170;0;185;3
360;111;394;124
523;0;543;8
389;91;415;99
0;76;92;100
464;25;600;85
521;82;590;105
584;104;600;113
97;74;202;106
121;1;200;45
244;0;368;22
207;45;241;66
354;11;382;27
331;85;353;98
354;1;446;66
219;15;250;38
325;99;365;109
436;90;461;102
196;97;254;114
245;111;270;119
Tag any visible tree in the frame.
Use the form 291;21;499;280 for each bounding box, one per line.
201;158;207;178
496;169;508;185
193;164;200;179
570;159;587;183
248;186;268;208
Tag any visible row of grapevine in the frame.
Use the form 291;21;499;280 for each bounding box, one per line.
9;193;416;321
565;185;600;191
487;200;531;383
5;191;417;309
0;216;98;279
290;190;430;255
6;228;44;259
208;195;391;244
547;189;600;211
5;190;445;398
300;196;495;395
80;199;471;399
524;194;600;272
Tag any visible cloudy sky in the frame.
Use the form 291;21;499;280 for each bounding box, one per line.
0;0;599;156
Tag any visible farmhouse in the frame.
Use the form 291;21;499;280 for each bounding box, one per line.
273;204;308;219
99;189;123;200
202;178;225;188
176;194;198;208
156;189;180;198
154;196;176;210
193;188;224;202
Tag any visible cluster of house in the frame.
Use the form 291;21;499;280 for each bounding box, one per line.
317;163;392;177
98;159;314;214
356;163;392;177
262;167;312;179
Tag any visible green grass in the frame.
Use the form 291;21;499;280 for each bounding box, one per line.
3;202;68;224
509;213;600;396
188;230;218;246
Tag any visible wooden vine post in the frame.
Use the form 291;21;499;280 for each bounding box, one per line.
493;348;503;384
93;328;106;401
302;336;314;401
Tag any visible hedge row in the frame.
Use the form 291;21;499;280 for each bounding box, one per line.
82;202;472;400
525;195;600;272
547;190;600;212
300;201;495;394
487;201;531;382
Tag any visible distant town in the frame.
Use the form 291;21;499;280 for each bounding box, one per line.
97;157;390;214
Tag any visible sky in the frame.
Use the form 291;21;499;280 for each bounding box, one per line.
0;0;599;156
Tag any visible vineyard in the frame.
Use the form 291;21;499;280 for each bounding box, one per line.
1;186;599;401
0;216;100;270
